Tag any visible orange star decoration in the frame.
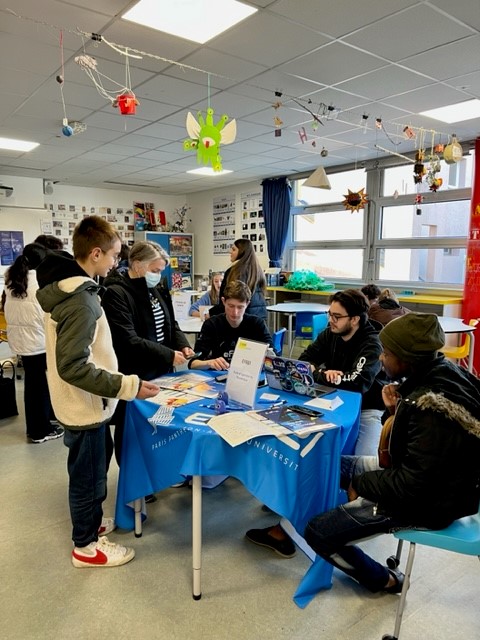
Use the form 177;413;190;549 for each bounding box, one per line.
342;188;368;213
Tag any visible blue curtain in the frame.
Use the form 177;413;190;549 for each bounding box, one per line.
262;177;291;268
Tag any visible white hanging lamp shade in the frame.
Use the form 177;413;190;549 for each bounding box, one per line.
303;166;331;189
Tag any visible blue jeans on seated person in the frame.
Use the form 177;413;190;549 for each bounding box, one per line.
355;409;383;455
304;455;410;592
64;423;107;548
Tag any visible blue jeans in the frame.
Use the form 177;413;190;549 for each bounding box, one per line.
304;455;410;592
64;424;107;547
355;409;383;455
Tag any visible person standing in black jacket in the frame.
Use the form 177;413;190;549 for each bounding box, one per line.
102;240;194;464
304;313;480;594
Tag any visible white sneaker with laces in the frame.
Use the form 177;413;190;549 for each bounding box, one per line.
71;537;135;568
98;517;116;536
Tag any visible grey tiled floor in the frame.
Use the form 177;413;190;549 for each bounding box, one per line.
1;343;478;639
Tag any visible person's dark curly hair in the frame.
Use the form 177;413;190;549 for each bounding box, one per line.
361;284;381;303
330;289;370;320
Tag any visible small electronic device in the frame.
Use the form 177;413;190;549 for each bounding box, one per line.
286;405;324;417
215;373;228;383
186;352;202;360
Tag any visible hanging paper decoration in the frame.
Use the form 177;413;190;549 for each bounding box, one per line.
183;108;237;172
414;193;423;216
443;135;463;164
413;150;427;184
112;91;139;115
342;188;368;213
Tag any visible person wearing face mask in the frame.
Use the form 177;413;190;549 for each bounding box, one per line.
102;240;194;465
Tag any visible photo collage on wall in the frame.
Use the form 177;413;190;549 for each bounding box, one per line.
240;191;265;254
212;195;236;255
45;204;135;250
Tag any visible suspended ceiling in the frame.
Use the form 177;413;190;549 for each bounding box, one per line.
0;0;479;195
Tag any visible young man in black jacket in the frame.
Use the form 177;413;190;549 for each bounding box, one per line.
189;279;273;371
299;289;387;455
246;289;386;557
304;313;480;593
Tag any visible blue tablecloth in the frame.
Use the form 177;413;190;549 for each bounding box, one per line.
115;380;361;607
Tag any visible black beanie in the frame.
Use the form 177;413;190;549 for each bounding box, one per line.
379;313;445;363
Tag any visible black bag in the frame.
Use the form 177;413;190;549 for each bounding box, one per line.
0;360;18;419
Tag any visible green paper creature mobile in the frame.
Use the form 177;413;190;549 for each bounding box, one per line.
184;108;237;172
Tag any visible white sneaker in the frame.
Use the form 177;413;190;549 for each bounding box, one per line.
71;537;135;568
98;517;116;536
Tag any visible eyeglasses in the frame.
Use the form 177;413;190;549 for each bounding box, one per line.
327;311;350;322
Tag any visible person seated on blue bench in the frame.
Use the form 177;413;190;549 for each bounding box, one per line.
303;312;480;593
189;279;273;371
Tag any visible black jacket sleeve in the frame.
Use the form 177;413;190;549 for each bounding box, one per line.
102;285;175;377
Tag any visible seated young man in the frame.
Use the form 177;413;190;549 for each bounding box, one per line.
189;279;273;371
304;313;480;593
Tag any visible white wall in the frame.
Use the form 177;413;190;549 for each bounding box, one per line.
187;180;269;278
44;184;185;214
0;175;270;282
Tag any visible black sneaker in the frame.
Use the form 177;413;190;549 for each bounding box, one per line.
30;426;64;444
245;526;296;558
384;568;405;594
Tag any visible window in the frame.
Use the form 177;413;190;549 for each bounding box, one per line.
289;149;474;290
294;248;364;279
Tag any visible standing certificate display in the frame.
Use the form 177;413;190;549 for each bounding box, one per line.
226;339;268;408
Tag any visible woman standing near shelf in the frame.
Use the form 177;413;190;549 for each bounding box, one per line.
208;238;267;320
189;272;223;317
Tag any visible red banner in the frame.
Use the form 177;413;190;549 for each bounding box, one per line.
461;137;480;374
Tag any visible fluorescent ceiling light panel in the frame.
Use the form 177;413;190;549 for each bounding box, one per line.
420;99;480;123
187;168;233;176
0;137;39;152
122;0;257;44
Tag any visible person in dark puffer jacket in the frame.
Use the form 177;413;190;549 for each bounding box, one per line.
304;313;480;594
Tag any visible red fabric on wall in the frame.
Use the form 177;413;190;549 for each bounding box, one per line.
462;137;480;374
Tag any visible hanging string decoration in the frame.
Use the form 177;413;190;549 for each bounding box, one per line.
426;131;442;192
183;108;237;171
74;50;140;115
342;188;368;213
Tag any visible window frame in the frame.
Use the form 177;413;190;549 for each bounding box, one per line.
287;158;472;292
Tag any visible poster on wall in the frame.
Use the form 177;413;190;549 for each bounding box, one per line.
0;231;24;266
213;195;236;255
241;191;264;255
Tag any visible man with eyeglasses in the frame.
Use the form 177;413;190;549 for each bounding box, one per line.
298;289;386;454
245;289;386;558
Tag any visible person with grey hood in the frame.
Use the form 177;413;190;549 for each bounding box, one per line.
304;313;480;594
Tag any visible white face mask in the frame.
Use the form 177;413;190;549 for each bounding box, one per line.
145;271;161;288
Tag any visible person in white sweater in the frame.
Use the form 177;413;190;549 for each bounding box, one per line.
2;242;63;443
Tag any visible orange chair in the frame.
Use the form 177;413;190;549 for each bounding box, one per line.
440;319;478;373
